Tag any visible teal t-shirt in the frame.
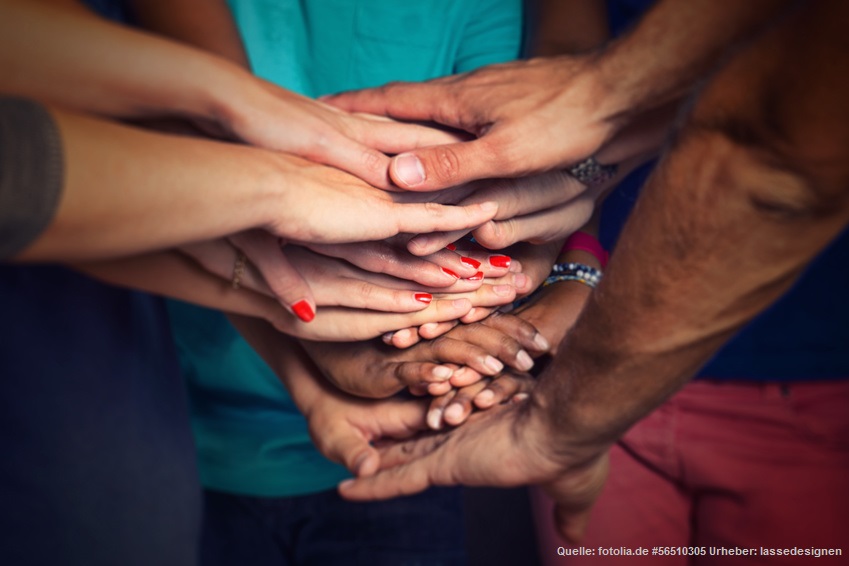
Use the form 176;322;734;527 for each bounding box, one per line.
169;0;523;497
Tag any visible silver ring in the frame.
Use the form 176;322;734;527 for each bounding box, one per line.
567;156;618;187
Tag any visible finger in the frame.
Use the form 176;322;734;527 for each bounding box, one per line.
436;282;516;309
473;170;587;221
349;116;468;154
390;201;499;236
308;242;464;288
426;389;457;431
477;311;551;355
425;336;506;377
322;427;381;477
458;306;493;324
416;320;458;340
406;229;471;257
301;130;393;190
392;361;454;389
322;79;455;124
230;233;316;322
474;373;533;410
384;327;422;349
388;138;517;191
289;298;473;341
338;457;434;501
442;380;490;426
425;380;454;397
472;196;596;249
318;279;435;313
447;366;486;388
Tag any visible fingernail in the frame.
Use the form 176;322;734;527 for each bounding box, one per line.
513;273;529;289
441;267;460;279
420;322;439;334
339;478;355;490
533;333;551;351
353;452;369;476
467;271;484;281
414;293;433;304
432;366;454;381
446;243;457;251
516;350;534;371
292;300;315;322
461;257;481;269
489;255;511;268
394;154;425;187
493;284;513;296
512;393;530;402
480;201;498;213
409;235;429;251
427;408;443;430
444;404;464;423
382;332;395;344
476;390;495;406
484;355;504;374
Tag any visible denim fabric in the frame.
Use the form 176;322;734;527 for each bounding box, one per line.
200;487;466;566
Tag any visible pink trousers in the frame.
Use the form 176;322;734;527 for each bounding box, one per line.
532;379;849;565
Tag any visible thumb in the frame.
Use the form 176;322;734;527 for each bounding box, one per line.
390;138;511;191
326;428;381;477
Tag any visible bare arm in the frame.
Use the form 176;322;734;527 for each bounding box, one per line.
9;105;497;263
325;0;793;190
335;0;849;542
0;0;463;188
127;0;250;67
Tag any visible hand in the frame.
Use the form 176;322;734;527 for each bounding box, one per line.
337;400;611;543
307;235;516;288
323;55;624;190
181;237;481;321
262;153;499;245
300;310;549;399
380;265;536;349
425;370;535;430
228;81;464;189
299;378;431;478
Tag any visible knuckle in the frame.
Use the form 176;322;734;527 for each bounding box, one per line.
429;146;463;185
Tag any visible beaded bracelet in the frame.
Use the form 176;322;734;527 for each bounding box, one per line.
543;262;603;289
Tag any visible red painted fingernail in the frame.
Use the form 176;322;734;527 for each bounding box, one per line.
489;255;511;268
467;271;484;281
461;257;481;269
441;267;460;279
291;300;315;322
446;243;457;251
414;293;433;304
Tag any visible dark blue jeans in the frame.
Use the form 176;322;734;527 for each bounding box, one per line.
200;486;466;566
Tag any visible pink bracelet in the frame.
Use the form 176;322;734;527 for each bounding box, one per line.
560;231;609;268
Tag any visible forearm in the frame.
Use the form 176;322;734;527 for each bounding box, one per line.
592;0;794;121
15;106;280;261
128;0;250;68
0;0;250;122
76;252;290;327
535;0;849;448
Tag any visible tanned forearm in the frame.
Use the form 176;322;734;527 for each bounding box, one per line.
593;0;796;122
534;0;849;448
